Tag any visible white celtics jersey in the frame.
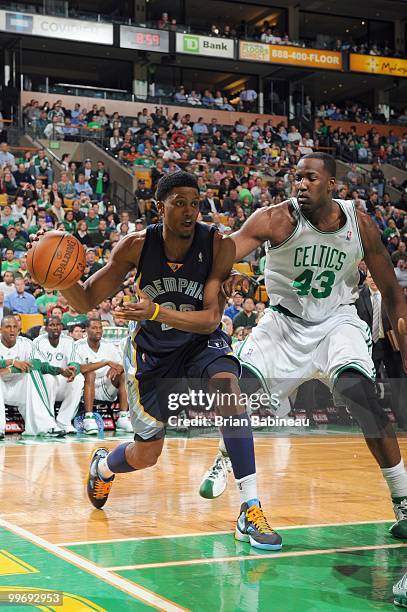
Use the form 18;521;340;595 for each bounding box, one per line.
0;336;38;381
265;199;363;322
33;334;75;368
71;338;122;379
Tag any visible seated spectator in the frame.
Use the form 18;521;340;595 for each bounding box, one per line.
13;163;34;187
0;142;16;169
201;90;216;107
74;173;93;198
36;289;58;314
11;195;27;223
5;277;38;314
187;90;202;106
44;115;64;139
91;219;111;248
232;297;257;329
1;169;17;195
192;117;209;136
174;86;187;104
0;271;16;297
224;292;244;319
57;172;75;200
2;225;27;255
392;242;407;265
73;220;93;247
200;188;222;217
395;257;407;288
1;249;20;274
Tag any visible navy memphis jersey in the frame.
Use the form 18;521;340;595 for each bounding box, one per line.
130;222;217;354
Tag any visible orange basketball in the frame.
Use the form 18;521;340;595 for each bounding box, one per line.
26;231;86;290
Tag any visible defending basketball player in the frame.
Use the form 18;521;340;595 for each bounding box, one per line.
202;152;407;540
55;171;282;551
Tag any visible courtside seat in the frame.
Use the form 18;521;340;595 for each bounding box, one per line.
19;314;44;334
233;262;254;276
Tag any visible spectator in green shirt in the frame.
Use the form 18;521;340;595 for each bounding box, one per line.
85;208;100;233
62;209;77;233
1;249;20;274
36;289;59;314
2;226;27;255
61;305;88;327
232;297;258;330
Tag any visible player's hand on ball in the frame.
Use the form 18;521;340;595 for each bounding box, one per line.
221;271;247;299
13;360;32;372
114;285;156;321
26;228;46;250
60;366;77;382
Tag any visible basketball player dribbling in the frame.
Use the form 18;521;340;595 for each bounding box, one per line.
202;152;407;542
60;171;282;551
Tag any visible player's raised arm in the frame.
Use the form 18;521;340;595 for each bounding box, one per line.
358;211;407;370
116;233;236;334
61;233;144;313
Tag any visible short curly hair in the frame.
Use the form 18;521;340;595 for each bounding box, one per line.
155;170;199;202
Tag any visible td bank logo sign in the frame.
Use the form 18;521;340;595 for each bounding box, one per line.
177;33;234;59
183;34;199;53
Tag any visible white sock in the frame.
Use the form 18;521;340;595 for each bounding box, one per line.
218;438;228;456
98;457;114;480
381;459;407;499
235;473;258;505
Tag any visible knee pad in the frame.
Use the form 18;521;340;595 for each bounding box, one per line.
333;369;390;436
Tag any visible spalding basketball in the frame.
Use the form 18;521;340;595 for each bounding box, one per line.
27;231;86;290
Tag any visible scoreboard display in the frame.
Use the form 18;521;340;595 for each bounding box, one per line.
120;26;169;53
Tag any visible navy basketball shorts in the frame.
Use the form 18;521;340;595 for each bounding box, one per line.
123;330;240;441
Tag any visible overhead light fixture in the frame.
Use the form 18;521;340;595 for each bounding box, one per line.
361;21;366;25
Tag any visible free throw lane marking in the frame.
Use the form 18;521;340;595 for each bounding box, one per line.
107;542;407;571
59;519;392;547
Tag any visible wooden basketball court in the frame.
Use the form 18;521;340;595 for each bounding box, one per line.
0;433;406;610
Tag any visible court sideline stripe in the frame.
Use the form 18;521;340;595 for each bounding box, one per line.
59;519;392;546
106;542;407;571
0;517;187;612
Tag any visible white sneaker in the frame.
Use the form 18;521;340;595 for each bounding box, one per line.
43;428;65;438
83;415;98;435
116;412;133;433
199;453;231;499
394;572;407;607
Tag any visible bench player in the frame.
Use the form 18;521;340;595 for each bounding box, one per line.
33;316;84;433
60;171;282;551
70;318;133;434
202;152;407;540
0;315;75;437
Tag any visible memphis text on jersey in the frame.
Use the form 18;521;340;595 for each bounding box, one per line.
141;276;204;302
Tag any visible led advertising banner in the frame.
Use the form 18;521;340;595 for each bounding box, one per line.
350;54;407;78
176;33;235;59
239;41;342;70
0;10;113;45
